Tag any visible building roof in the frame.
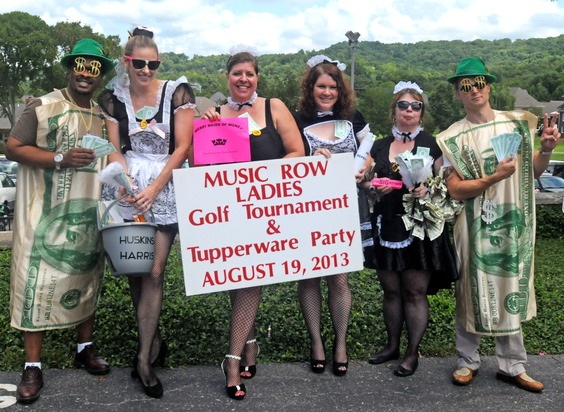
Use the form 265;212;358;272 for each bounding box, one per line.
510;87;542;109
0;104;26;132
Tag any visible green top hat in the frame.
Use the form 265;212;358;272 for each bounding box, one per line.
61;38;115;75
447;57;497;84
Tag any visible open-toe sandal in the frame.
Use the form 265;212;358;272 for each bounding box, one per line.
240;339;260;379
221;354;246;400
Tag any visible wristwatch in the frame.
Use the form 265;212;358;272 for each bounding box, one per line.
54;152;64;170
539;149;553;156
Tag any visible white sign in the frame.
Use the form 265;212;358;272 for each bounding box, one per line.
173;153;363;296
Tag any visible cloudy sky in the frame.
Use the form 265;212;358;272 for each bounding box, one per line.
2;0;563;57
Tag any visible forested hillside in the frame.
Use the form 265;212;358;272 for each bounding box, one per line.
1;11;563;135
158;35;564;135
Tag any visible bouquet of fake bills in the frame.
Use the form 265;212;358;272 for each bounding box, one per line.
395;149;433;190
397;149;463;241
97;162;138;226
99;161;137;195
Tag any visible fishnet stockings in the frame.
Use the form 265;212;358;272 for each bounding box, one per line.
129;228;176;386
298;274;351;364
225;286;262;387
377;269;431;370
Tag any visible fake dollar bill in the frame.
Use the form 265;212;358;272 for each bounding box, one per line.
394;150;434;189
490;132;522;162
81;134;116;169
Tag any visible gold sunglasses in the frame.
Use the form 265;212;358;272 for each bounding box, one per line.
458;76;488;93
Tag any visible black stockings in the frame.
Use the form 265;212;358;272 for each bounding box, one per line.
129;229;176;387
377;269;431;370
298;274;351;364
225;286;262;387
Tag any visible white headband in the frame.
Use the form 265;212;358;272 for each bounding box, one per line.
229;44;260;57
306;55;346;71
393;81;423;95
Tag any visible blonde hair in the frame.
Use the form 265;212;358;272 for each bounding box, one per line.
124;27;158;56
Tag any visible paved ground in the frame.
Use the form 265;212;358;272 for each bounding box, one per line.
0;354;562;411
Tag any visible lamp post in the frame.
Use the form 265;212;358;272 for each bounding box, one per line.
345;31;360;91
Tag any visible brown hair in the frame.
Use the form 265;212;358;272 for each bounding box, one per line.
298;62;355;119
226;52;259;75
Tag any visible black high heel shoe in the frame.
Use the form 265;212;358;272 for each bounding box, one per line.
332;341;348;377
332;360;349;377
310;341;326;374
368;349;400;365
310;356;326;374
138;374;164;398
131;359;163;398
240;339;260;379
394;358;419;377
222;355;246;401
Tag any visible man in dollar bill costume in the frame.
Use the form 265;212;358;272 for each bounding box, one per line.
6;38;115;404
437;57;560;393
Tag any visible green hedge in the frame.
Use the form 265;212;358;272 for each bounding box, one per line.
536;204;564;239
0;237;562;371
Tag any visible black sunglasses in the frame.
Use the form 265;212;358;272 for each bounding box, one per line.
125;55;161;70
458;76;487;93
396;100;423;111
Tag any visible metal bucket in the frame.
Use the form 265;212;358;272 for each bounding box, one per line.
98;197;157;276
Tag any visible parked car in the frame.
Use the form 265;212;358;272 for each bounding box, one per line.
0;157;18;184
535;174;564;193
0;172;16;209
546;160;564;179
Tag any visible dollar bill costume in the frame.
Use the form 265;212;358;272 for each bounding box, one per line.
10;90;107;331
437;109;538;336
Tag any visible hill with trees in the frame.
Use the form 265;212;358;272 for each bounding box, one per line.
1;11;563;136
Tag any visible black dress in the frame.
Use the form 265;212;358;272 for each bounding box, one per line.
219;99;286;161
369;131;458;293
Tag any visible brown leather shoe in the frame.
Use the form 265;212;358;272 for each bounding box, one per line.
452;367;478;385
16;366;44;404
74;344;110;375
496;372;544;392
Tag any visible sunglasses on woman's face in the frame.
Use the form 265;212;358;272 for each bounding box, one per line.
124;55;161;70
458;76;487;93
396;100;423;111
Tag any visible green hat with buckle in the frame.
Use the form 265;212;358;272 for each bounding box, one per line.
61;38;115;75
447;57;497;84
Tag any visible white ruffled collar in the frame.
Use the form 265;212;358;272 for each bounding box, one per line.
392;125;423;143
227;91;257;111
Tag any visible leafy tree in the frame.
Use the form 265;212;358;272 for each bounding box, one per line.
43;21;121;92
3;13;564;136
357;83;395;136
0;13;123;128
0;12;56;128
427;83;466;133
490;86;516;112
259;66;302;111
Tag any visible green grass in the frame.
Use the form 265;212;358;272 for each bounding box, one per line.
0;237;562;371
534;136;564;161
